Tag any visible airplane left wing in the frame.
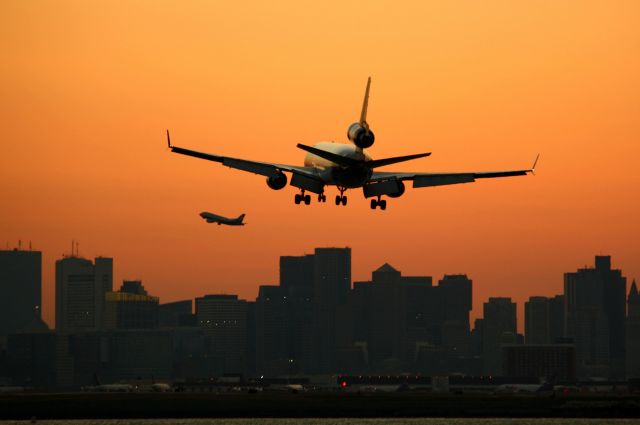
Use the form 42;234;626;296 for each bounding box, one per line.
369;155;538;188
167;131;318;179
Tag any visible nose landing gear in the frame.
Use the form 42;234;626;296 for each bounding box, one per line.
370;196;387;210
335;187;347;206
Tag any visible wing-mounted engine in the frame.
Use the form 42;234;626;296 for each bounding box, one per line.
266;172;287;190
347;123;375;149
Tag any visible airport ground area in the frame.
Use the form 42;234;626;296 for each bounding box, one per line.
1;391;640;420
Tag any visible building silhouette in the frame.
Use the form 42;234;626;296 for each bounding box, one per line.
482;297;517;375
158;300;194;327
525;296;551;344
0;249;43;346
564;255;627;378
195;294;248;375
312;247;351;373
55;256;113;333
103;280;159;330
627;280;640;378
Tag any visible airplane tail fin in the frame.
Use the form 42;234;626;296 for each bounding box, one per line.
238;214;246;222
359;77;372;127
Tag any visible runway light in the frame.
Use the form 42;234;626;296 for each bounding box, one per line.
341;381;348;388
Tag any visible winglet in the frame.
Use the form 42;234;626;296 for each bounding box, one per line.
166;130;172;148
531;154;540;175
359;77;372;126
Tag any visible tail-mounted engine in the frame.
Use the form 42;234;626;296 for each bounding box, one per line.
266;172;287;190
347;122;375;149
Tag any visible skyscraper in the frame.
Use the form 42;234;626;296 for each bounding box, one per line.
103;280;159;329
626;280;640;378
195;294;248;374
0;249;43;342
55;256;113;332
564;255;626;378
482;297;517;375
313;247;351;373
525;296;551;344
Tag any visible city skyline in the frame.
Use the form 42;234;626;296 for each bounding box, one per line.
2;246;638;385
1;2;639;338
2;242;636;335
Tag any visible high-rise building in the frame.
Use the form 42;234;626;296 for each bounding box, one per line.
254;285;288;375
280;254;314;293
103;280;159;330
195;294;248;374
55;256;113;333
564;255;626;378
482;297;517;375
525;296;551;344
502;344;576;381
313;247;351;373
159;300;194;327
626;280;640;378
549;295;565;343
0;249;43;342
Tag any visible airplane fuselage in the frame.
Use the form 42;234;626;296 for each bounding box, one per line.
304;142;373;188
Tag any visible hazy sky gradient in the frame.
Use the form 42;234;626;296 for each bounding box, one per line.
1;1;638;329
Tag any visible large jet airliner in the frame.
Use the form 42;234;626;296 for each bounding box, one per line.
168;78;538;210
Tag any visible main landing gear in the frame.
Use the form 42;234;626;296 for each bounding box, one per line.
295;190;326;205
294;191;311;205
335;187;347;206
370;196;387;210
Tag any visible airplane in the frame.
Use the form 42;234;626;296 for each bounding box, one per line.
167;77;538;210
200;211;246;225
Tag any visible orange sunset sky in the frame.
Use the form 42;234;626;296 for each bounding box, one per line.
1;1;639;330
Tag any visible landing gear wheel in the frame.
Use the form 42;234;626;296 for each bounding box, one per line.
304;194;311;205
342;196;348;206
294;194;301;204
370;199;377;209
318;194;326;203
379;199;387;210
335;195;342;205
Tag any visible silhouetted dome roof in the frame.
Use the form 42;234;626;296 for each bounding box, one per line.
375;263;398;273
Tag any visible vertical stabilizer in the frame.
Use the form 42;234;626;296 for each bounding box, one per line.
359;77;372;126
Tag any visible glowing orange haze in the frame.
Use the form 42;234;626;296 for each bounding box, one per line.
1;1;639;330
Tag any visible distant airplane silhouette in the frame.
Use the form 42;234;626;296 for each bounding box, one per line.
168;77;538;210
200;212;246;226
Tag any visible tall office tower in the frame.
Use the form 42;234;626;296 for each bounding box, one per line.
482;297;517;375
103;280;159;329
525;296;551;344
280;254;314;293
438;275;472;354
564;255;626;378
439;275;472;326
626;280;640;378
55;256;113;333
195;294;248;374
0;249;43;341
254;285;288;375
549;295;565;343
158;300;193;327
279;254;315;372
313;247;351;373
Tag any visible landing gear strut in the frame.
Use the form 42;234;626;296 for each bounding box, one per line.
318;193;327;203
294;190;311;205
335;187;347;206
370;196;387;210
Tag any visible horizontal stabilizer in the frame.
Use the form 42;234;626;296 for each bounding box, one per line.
367;152;431;169
296;144;360;167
